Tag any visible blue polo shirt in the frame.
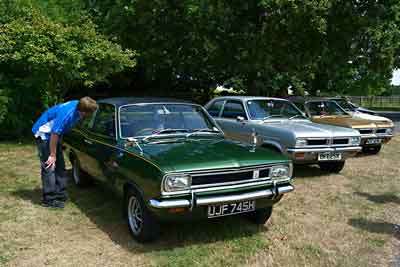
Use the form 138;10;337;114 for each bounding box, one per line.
32;100;81;140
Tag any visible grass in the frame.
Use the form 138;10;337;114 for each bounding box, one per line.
0;138;399;267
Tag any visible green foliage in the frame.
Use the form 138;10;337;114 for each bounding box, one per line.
0;1;136;138
90;0;400;97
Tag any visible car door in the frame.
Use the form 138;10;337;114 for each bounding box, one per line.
72;111;97;173
215;100;253;143
86;103;119;183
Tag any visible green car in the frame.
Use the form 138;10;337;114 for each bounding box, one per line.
64;98;294;242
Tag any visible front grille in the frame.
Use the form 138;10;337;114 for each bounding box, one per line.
359;129;374;135
332;138;348;145
376;129;386;134
307;139;328;146
191;169;270;186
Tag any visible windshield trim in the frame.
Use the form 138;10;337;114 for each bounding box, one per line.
332;100;355;112
117;102;223;140
306;100;351;117
246;99;305;120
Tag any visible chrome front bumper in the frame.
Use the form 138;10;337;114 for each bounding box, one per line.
148;185;294;209
286;146;362;153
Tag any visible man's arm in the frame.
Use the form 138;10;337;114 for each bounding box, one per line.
45;133;59;169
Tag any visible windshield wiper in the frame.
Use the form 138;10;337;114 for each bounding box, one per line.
288;114;306;120
185;128;221;138
142;128;189;142
262;115;282;121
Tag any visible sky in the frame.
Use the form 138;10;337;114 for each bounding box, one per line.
392;69;400;85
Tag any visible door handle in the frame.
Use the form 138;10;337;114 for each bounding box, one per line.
84;139;93;145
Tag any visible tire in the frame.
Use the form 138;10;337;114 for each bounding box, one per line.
246;206;273;225
125;188;160;243
72;157;91;187
362;145;381;155
318;161;345;173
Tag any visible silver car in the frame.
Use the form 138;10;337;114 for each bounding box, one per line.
205;96;362;173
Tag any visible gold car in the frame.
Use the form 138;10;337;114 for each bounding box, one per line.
301;100;394;154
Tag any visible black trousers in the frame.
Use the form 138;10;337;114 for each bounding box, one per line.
35;138;68;203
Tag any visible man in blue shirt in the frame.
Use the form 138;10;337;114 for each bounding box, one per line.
32;97;98;208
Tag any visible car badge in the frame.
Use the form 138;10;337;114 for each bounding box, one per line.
250;129;257;152
253;170;260;179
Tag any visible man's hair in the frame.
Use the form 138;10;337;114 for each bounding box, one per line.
78;96;98;113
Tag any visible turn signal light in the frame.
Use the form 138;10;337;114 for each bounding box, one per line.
295;152;305;160
168;207;187;213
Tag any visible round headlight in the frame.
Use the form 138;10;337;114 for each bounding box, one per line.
162;174;191;193
270;165;291;181
295;138;307;147
387;128;393;135
349;136;361;145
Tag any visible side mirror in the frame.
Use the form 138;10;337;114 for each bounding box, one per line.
236;116;245;122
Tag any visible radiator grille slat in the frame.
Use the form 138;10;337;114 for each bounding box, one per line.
332;138;348;145
191;169;270;186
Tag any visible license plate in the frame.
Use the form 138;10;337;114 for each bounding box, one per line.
318;152;342;161
366;138;382;145
207;200;256;218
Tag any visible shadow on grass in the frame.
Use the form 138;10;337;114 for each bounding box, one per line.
349;218;400;240
355;191;400;205
12;187;43;205
293;164;328;178
12;169;267;254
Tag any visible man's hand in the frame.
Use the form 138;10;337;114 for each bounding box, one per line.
45;154;56;170
46;133;59;170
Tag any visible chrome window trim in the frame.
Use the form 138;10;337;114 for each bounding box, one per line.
219;99;249;120
87;103;118;141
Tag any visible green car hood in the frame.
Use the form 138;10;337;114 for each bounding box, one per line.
125;138;290;173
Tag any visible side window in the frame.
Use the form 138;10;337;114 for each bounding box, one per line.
79;112;96;130
92;104;116;138
207;100;224;117
222;101;247;119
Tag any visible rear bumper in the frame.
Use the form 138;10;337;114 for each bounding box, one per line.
286;146;361;163
149;185;294;209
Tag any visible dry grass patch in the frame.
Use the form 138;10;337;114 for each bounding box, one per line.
0;137;399;267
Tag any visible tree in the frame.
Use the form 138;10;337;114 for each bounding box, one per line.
90;0;400;97
0;1;136;137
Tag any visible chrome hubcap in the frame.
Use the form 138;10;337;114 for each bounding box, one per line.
73;160;80;184
128;196;143;235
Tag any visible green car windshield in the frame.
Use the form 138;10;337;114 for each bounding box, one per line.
246;99;304;120
119;103;218;138
307;101;348;116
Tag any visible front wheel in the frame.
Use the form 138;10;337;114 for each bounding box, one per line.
318;161;345;173
245;206;273;225
125;188;160;243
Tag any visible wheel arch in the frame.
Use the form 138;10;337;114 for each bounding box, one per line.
261;141;284;153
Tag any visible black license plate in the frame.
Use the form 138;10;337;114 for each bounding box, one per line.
207;200;256;218
366;138;382;145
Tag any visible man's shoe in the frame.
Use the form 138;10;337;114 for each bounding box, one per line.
41;200;64;209
52;200;65;208
41;201;52;208
57;196;69;202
